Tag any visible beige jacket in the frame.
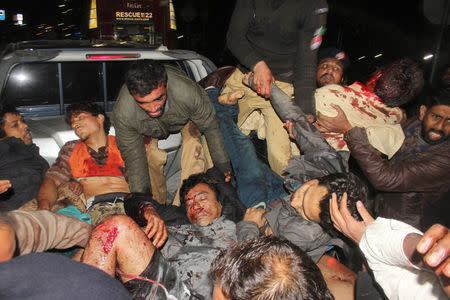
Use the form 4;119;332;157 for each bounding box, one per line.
8;210;92;255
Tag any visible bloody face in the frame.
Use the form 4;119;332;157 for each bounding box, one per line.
184;183;222;226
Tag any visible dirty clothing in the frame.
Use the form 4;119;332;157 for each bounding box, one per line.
113;65;231;195
207;87;286;207
126;194;237;300
46;137;129;203
162;217;237;299
237;197;345;263
7;209;92;255
87;200;126;227
144;121;213;206
0;137;49;210
227;0;328;115
316;82;405;158
123;250;191;300
344;120;450;231
246;75;348;191
222;69;299;176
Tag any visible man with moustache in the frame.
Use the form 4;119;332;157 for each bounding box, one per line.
316;48;349;87
318;87;450;231
0;106;49;210
113;61;232;206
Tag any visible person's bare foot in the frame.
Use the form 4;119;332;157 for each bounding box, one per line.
218;90;245;105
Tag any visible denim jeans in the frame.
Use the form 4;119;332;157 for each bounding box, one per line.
206;88;286;208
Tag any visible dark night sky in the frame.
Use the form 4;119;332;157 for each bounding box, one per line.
1;0;449;83
171;0;449;84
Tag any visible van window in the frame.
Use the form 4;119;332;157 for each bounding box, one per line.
62;62;103;104
2;63;59;107
105;61;130;102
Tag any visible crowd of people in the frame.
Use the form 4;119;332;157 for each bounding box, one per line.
1;0;449;299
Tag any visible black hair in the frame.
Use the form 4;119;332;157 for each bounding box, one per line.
0;105;20;138
423;87;450;109
179;172;220;209
125;60;167;97
438;63;450;88
210;236;334;300
65;103;110;135
375;58;424;107
179;169;246;223
317;172;371;236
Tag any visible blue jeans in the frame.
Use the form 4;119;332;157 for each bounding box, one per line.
207;88;286;207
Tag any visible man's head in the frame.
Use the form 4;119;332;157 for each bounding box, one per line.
370;58;424;107
291;172;370;236
210;236;334;300
65;103;110;141
439;64;450;88
419;88;450;145
316;48;349;87
0;212;16;262
180;173;222;226
126;60;168;118
0;106;32;145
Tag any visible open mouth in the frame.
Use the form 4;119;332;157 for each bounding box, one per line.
320;74;333;81
148;111;162;117
428;131;443;141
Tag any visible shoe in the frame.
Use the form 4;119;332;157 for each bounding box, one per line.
197;66;236;90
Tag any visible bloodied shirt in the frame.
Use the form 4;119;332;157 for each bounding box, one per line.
315;82;406;158
161;217;237;300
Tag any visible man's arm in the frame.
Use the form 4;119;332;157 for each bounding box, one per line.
112;88;151;194
292;0;327;116
331;195;448;298
36;176;58;210
113;120;149;193
10;210;92;255
226;0;263;75
244;74;346;174
36;141;78;210
123;194;185;248
344;127;450;192
236;207;265;242
226;0;274;98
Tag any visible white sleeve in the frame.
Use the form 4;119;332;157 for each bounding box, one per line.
359;217;446;300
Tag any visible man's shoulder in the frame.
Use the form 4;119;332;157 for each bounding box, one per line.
58;140;82;157
166;65;200;94
113;85;137;117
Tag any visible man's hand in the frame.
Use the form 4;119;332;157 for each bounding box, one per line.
0;180;11;194
244;207;266;228
416;224;450;296
143;205;168;248
253;61;275;98
67;180;83;195
242;72;251;86
284;120;295;139
329;192;374;244
317;104;352;133
224;171;232;183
